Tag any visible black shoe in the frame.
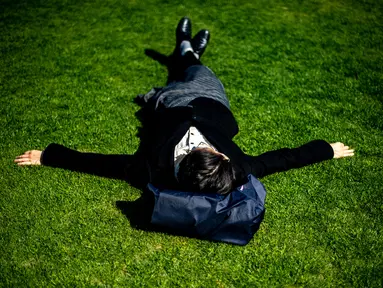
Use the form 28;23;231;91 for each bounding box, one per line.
176;17;192;48
191;29;210;57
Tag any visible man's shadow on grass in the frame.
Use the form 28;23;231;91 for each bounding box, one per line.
115;49;174;230
143;49;182;85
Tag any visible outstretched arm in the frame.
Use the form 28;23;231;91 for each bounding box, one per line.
244;140;354;178
14;143;137;181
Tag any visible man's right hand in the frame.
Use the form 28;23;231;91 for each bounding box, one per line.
330;142;354;159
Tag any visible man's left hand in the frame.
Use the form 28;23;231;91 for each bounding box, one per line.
14;150;42;166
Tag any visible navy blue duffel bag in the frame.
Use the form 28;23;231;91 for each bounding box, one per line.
147;174;266;245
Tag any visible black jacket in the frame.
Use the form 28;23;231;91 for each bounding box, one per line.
42;97;334;189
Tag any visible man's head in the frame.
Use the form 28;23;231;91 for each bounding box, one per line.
177;148;235;195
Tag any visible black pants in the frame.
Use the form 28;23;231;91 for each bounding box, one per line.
167;51;202;82
137;51;229;110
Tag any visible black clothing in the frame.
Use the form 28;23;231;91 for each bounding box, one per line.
141;65;229;110
41;52;333;198
41;52;334;198
40;55;334;239
41;95;334;188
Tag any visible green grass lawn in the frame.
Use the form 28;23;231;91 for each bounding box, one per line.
1;0;382;286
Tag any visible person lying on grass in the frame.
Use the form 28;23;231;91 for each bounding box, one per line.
15;18;354;206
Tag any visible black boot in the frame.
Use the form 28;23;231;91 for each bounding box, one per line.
191;29;210;58
176;17;192;49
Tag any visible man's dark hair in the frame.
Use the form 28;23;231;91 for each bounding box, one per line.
177;148;236;195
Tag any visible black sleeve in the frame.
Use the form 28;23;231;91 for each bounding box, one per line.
41;143;137;181
244;140;334;178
